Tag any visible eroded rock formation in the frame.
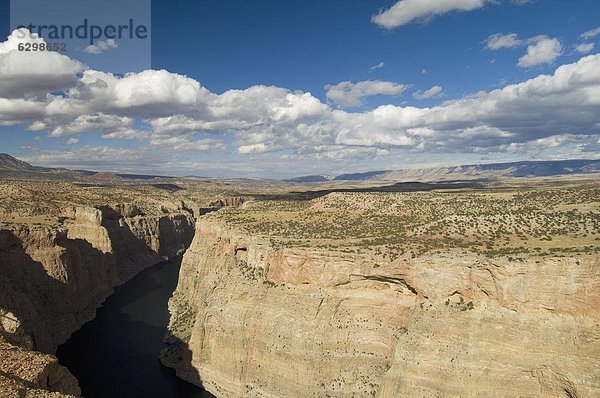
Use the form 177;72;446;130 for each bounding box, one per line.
0;336;80;397
208;197;245;209
200;197;245;215
164;218;600;397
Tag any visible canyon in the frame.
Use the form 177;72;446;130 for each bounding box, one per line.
0;173;599;397
0;201;195;396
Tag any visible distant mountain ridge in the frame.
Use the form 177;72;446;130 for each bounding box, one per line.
0;153;173;181
0;153;39;171
286;159;600;183
1;153;598;183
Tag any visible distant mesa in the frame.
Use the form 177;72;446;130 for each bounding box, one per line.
285;174;336;183
335;170;390;181
286;159;600;183
88;172;123;181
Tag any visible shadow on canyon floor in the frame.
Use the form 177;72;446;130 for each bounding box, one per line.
56;257;213;398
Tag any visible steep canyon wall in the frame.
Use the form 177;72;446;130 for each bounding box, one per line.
164;218;600;398
0;204;195;397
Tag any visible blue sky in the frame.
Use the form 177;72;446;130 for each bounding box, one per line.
0;0;599;178
151;0;597;97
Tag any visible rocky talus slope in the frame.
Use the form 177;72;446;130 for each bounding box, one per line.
0;203;195;396
164;218;600;398
0;336;80;397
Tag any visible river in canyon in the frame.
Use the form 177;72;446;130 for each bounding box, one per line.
56;257;215;398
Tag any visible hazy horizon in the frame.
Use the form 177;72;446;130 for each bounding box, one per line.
2;151;599;181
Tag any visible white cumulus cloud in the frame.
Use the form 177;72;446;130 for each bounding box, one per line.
413;85;444;99
0;29;84;99
580;26;600;40
485;33;522;50
518;36;563;67
149;135;226;152
83;39;118;54
1;29;599;175
101;128;149;140
325;80;408;108
47;114;134;137
372;0;488;29
575;43;595;54
484;33;564;68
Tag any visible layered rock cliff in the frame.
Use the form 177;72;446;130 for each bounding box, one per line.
0;204;195;354
164;217;600;397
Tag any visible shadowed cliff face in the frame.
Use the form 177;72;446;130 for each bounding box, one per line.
164;218;600;398
0;227;116;353
0;204;195;397
0;205;195;353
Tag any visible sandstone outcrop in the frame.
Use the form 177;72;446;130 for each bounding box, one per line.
200;197;246;215
164;218;600;397
0;336;80;397
208;197;245;209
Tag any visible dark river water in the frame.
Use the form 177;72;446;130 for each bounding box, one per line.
56;257;215;398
